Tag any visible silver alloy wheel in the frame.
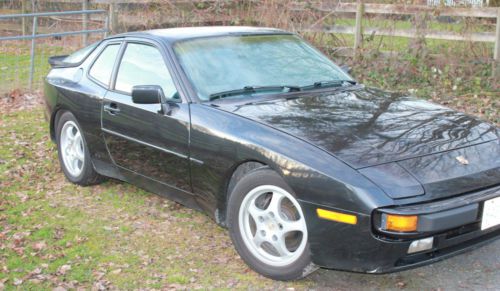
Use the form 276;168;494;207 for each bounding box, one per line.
238;185;308;267
60;120;85;177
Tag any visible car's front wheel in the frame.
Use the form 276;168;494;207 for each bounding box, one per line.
56;111;102;185
227;168;317;280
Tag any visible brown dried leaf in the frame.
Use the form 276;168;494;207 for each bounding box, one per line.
33;241;46;252
57;265;71;275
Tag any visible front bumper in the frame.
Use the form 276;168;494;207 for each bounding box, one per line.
300;186;500;273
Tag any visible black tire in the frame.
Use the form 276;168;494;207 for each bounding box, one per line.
55;111;103;186
227;167;317;281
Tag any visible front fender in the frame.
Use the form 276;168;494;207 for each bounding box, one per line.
188;104;393;223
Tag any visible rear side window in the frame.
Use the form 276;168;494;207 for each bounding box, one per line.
115;43;177;98
63;42;98;64
89;44;121;87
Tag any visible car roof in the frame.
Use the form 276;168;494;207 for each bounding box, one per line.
111;26;293;43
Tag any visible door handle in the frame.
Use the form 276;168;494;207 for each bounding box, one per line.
103;103;120;115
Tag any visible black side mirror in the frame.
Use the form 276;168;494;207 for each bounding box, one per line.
132;85;171;114
132;85;165;104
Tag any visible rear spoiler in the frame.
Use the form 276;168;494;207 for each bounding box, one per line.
48;55;69;68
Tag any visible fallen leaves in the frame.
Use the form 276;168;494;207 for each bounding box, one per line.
0;90;44;113
16;192;29;203
92;279;111;291
33;241;47;251
56;264;71;276
53;227;65;240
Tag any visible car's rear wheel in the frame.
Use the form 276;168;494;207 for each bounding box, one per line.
227;168;317;280
56;111;102;185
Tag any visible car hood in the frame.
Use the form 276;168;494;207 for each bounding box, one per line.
216;87;499;169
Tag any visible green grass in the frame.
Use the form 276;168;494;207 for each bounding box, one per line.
301;16;496;56
0;44;68;93
0;108;314;289
306;30;494;56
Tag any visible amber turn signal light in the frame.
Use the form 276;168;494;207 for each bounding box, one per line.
383;214;418;232
317;208;357;225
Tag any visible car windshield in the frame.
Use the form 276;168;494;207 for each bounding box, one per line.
173;34;352;101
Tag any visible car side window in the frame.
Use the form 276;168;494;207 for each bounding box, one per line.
89;44;120;86
115;43;177;100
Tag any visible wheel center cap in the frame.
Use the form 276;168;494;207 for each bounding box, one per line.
267;221;276;231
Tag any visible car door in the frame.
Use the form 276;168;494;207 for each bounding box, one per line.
101;40;192;192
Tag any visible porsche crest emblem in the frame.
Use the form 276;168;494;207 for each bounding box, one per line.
456;155;469;165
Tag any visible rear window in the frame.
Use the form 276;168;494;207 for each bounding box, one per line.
63;42;99;64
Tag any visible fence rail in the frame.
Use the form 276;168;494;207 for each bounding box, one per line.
296;2;500;75
302;3;499;18
305;26;496;43
0;9;107;19
0;10;108;42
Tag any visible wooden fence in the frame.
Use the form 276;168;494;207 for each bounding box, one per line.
11;1;500;75
297;3;500;67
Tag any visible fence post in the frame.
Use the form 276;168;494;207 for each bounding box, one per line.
29;16;37;91
108;2;118;34
494;8;500;78
104;14;109;38
82;0;89;46
354;0;364;56
21;0;29;35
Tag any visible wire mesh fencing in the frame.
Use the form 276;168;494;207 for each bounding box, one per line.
0;1;107;95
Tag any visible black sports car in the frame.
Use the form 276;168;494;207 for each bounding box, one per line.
43;26;500;281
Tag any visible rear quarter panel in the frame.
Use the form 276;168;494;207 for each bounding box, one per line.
44;46;116;176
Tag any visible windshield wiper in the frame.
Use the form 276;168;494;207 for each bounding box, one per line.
209;85;301;101
301;79;357;90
